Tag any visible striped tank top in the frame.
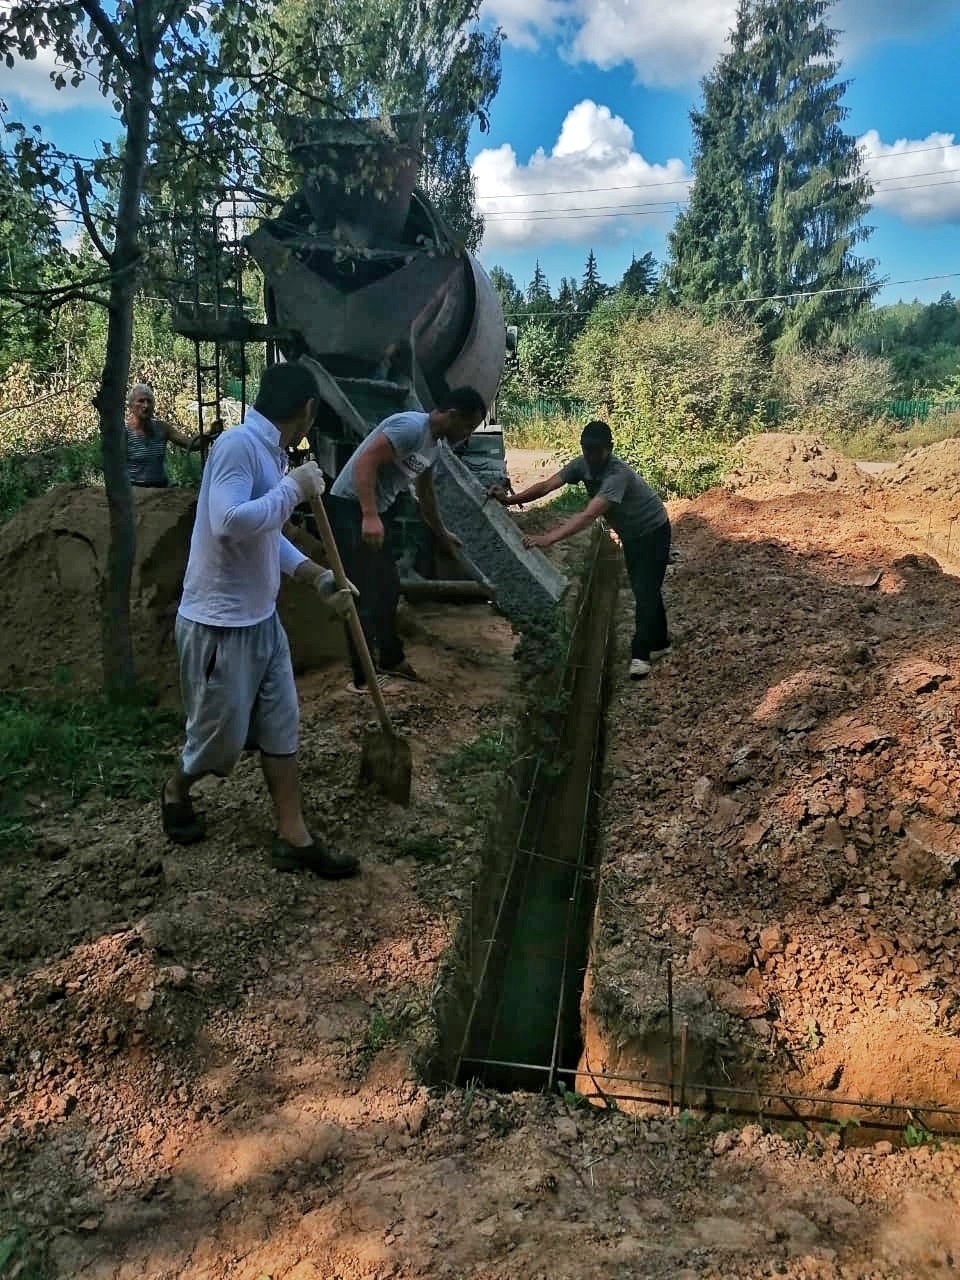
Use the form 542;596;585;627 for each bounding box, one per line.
126;420;168;487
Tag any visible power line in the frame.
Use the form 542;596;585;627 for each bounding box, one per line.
484;199;684;220
476;141;960;202
502;271;960;318
717;271;960;306
481;172;960;222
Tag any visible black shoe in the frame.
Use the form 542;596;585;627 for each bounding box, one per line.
161;786;206;845
271;837;359;878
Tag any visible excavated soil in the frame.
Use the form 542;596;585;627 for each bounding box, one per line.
877;438;960;574
0;485;347;697
3;460;960;1278
725;433;871;496
583;480;960;1134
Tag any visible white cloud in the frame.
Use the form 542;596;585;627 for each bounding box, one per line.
0;2;103;113
2;51;104;113
51;202;83;252
485;0;571;50
860;130;960;224
472;99;690;250
484;0;956;86
569;0;737;87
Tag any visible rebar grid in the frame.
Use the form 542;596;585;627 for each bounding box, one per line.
454;534;615;1085
457;1056;960;1126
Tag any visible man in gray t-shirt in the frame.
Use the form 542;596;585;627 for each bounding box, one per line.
328;387;487;691
492;420;672;681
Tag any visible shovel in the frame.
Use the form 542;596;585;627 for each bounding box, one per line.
309;497;413;806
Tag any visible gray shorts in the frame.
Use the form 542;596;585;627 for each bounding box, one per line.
175;612;299;777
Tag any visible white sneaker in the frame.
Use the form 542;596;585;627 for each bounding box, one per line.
629;658;651;680
650;646;673;660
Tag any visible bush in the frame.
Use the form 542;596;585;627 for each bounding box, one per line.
831;410;960;461
0;360;200;521
572;302;771;430
772;347;894;432
567;304;770;496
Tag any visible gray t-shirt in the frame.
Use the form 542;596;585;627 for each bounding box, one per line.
330;412;438;513
559;454;667;540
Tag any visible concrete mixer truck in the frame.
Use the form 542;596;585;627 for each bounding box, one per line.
242;113;565;619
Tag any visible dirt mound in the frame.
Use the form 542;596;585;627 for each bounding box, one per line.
0;485;346;696
882;436;960;502
0;486;197;695
585;484;960;1126
725;431;869;493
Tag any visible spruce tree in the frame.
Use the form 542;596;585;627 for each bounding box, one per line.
619;251;659;299
526;259;552;308
668;0;876;346
580;249;607;313
556;276;581;345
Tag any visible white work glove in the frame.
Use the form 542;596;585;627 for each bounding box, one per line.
294;561;359;618
288;461;325;502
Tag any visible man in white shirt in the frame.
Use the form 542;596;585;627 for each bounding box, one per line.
162;361;360;878
328;386;486;691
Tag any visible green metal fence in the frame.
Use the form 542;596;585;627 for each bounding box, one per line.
502;394;960;425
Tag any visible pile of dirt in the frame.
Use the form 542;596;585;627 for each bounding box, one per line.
0;486;197;695
0;485;347;696
584;485;960;1126
875;439;960;573
725;432;870;494
881;437;960;502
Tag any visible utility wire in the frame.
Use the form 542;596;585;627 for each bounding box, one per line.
475;140;960;201
502;271;960;318
482;173;960;221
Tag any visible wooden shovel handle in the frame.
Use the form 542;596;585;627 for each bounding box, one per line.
308;498;394;735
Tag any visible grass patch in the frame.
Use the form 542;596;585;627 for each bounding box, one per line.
440;730;513;805
0;684;181;850
0;1224;47;1279
502;413;582;452
832;412;960;461
359;993;431;1066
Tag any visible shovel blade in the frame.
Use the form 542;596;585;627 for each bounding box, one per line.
359;727;412;806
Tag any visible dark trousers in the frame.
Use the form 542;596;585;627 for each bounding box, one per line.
327;495;405;685
622;521;672;660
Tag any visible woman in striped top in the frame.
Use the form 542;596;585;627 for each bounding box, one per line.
126;383;219;487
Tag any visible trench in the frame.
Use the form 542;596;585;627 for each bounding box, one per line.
424;529;960;1142
432;530;620;1094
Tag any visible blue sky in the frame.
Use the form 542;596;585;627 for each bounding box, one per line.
468;0;960;306
3;0;959;309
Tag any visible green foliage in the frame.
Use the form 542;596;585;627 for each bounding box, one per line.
0;152;68;377
273;0;502;250
903;1122;938;1150
360;994;428;1063
579;249;607;314
0;359;201;522
854;292;960;395
569;303;770;497
772;345;893;429
0;687;181;850
557;1080;590;1110
0;1224;47;1279
619;252;659;300
668;0;876;346
513;318;568;399
440;730;513;806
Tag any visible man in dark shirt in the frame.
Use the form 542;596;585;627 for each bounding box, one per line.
491;420;672;679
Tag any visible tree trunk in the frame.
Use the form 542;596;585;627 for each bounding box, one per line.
95;60;155;699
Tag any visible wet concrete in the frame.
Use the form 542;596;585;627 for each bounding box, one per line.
433;449;568;623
